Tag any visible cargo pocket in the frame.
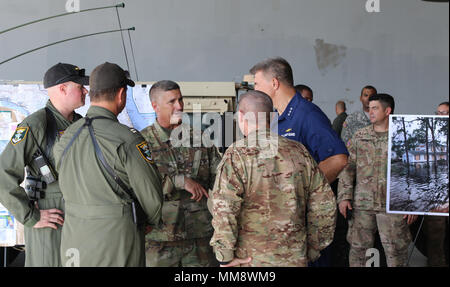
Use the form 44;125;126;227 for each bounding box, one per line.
147;200;183;241
184;201;213;239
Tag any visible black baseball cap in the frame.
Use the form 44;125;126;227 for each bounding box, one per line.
43;63;89;88
89;62;135;92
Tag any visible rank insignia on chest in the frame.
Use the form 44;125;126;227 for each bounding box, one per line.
11;127;29;145
136;141;154;163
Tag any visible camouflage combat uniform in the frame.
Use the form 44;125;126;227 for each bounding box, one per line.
340;110;370;146
141;121;222;267
338;125;412;267
209;129;336;267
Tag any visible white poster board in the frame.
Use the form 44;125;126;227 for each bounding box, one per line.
0;203;16;246
387;115;449;216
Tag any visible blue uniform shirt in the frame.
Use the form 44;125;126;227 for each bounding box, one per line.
274;92;348;163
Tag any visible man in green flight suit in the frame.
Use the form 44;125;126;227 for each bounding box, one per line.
141;80;221;267
53;62;163;267
0;63;89;266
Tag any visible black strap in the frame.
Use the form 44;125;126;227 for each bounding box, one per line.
44;107;58;158
85;117;135;198
59;116;139;203
58;117;101;166
63;116;145;226
28;126;56;178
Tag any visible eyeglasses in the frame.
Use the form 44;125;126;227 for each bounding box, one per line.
436;111;449;115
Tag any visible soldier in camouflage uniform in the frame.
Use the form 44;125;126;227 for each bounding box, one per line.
0;63;89;267
340;85;377;146
335;85;377;266
141;80;221;267
209;91;336;267
338;94;417;267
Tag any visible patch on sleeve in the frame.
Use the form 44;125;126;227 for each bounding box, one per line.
11;127;29;145
346;139;352;148
342;121;347;128
59;130;65;137
136;141;154;163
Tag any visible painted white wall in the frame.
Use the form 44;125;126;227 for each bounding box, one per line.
1;0;448;119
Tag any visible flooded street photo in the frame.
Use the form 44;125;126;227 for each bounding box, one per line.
388;115;449;215
389;162;449;213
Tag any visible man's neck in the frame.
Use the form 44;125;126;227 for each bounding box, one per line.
274;87;296;115
91;102;118;116
50;99;74;121
373;118;389;132
244;124;270;137
157;119;179;130
363;106;369;113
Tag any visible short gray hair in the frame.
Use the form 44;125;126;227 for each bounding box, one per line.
149;80;180;103
249;57;294;86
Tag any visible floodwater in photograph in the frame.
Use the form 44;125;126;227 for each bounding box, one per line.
389;162;449;213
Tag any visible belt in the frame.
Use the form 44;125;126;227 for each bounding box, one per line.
65;201;132;219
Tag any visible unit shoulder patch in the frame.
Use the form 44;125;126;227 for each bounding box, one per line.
136;141;154;163
11;127;29;145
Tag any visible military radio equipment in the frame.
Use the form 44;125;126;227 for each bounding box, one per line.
59;116;147;228
26;108;59;185
25;166;46;201
33;152;56;184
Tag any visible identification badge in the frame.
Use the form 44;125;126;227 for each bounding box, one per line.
136;141;154;163
11;127;29;145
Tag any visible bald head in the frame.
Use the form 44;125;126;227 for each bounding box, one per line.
239;90;273;121
238;91;274;137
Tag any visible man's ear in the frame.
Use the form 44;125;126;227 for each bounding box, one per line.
116;87;126;105
59;83;67;95
272;77;280;90
385;106;392;116
151;101;158;113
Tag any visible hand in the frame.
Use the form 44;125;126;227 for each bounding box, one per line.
338;200;352;218
184;177;209;202
403;214;418;225
33;204;64;230
220;257;252;267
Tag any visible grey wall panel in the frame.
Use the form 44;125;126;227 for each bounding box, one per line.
1;0;448;118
